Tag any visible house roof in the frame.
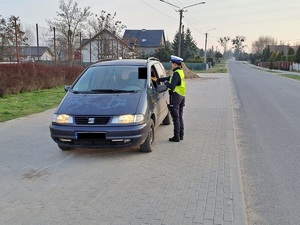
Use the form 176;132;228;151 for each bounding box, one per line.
80;28;133;50
3;46;53;57
123;29;165;48
20;46;53;57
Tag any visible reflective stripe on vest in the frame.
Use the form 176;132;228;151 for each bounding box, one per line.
169;69;186;96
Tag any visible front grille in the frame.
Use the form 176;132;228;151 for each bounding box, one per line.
75;116;110;125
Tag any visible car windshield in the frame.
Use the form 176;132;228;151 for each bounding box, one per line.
72;66;146;92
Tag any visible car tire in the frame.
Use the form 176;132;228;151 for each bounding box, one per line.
58;145;72;151
162;111;172;125
140;120;154;152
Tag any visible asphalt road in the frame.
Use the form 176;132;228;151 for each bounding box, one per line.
229;61;300;225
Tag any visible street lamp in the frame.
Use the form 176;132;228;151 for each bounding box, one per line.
204;28;216;65
160;0;205;57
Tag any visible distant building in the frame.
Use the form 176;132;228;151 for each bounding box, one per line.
268;45;298;55
123;29;166;57
1;46;54;62
80;29;136;63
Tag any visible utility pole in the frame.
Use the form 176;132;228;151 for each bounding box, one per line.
13;17;19;63
178;9;183;57
53;27;57;65
204;28;216;65
36;24;40;62
160;0;205;57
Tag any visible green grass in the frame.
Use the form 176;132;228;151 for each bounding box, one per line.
252;66;300;81
0;86;66;122
194;62;228;73
279;74;300;81
255;68;282;73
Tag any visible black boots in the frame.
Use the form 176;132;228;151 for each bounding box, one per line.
180;131;184;140
169;132;180;142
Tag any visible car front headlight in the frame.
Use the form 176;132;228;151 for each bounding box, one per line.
111;114;144;124
52;114;74;124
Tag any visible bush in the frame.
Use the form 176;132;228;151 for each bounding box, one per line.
0;63;84;96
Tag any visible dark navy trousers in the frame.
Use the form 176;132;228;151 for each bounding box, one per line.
169;92;185;136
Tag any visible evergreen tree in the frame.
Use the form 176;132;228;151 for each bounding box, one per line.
261;45;270;62
184;28;198;60
275;51;283;61
172;27;197;61
269;51;276;62
295;46;300;63
153;41;174;62
288;47;295;55
172;31;180;56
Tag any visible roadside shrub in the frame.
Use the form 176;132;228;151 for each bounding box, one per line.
0;63;84;96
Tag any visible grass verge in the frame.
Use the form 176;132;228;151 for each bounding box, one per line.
279;74;300;81
194;62;228;73
0;86;66;122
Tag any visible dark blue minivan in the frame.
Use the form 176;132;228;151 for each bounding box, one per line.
49;57;171;152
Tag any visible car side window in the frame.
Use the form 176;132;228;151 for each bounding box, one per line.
151;66;159;88
154;63;167;85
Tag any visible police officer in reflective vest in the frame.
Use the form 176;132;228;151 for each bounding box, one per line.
152;55;186;142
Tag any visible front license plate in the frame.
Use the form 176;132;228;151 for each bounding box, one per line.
77;132;106;140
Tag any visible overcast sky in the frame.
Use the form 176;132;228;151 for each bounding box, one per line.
1;0;300;53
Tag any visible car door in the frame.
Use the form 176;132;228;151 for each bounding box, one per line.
152;63;169;125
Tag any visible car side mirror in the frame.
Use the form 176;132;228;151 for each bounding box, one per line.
155;85;168;93
64;86;71;92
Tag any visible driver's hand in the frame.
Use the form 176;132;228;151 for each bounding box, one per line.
151;77;157;82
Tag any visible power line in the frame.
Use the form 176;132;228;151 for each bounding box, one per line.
159;0;205;56
139;0;177;21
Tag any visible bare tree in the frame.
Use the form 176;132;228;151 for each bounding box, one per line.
218;36;230;54
88;11;127;60
47;0;92;64
251;36;277;54
24;28;35;46
89;11;126;36
232;36;246;60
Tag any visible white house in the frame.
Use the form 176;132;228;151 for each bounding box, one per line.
80;29;136;63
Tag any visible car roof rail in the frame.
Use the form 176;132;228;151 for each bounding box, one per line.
97;58;115;62
147;57;160;62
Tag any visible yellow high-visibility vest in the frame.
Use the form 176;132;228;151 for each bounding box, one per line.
169;69;186;96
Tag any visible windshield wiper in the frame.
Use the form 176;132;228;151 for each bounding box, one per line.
90;89;138;93
70;89;91;94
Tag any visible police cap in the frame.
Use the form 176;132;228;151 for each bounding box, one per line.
170;55;183;64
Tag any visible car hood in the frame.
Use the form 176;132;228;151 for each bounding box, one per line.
56;91;143;116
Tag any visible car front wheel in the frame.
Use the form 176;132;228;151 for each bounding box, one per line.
140;120;154;152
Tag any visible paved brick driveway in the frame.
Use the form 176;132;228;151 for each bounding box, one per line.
0;73;247;225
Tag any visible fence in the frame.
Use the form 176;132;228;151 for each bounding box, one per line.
259;61;292;71
291;63;300;71
161;62;206;71
259;61;300;72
